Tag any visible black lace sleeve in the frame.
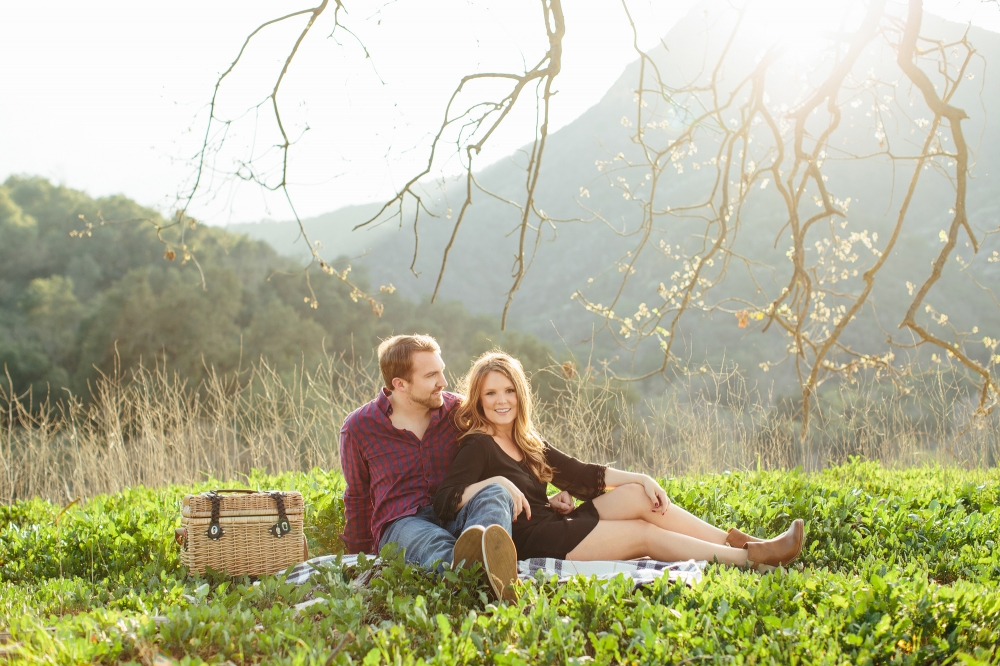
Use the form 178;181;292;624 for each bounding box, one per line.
436;485;466;523
433;436;491;522
545;443;607;501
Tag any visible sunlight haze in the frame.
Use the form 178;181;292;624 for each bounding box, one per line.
2;0;998;223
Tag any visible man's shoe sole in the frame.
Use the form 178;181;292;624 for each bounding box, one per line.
452;525;486;570
482;525;518;602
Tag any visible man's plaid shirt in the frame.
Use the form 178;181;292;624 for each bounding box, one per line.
339;388;461;554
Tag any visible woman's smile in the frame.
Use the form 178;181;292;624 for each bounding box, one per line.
491;404;513;420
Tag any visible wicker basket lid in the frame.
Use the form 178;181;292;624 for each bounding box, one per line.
182;489;304;518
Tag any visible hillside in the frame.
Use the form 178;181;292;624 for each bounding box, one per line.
0;177;555;400
234;3;1000;391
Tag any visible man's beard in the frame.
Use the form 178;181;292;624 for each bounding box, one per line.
412;391;444;409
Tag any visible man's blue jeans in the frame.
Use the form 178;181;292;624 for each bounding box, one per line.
379;483;514;572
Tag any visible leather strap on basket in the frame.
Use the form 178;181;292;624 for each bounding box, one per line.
205;491;225;540
203;489;253;541
268;491;291;538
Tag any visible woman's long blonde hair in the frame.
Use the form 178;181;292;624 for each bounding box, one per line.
453;351;553;483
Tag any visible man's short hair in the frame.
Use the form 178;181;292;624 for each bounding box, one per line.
377;334;441;390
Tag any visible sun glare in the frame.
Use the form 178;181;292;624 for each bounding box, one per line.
741;0;864;60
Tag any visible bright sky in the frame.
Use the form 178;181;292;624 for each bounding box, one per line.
2;0;998;224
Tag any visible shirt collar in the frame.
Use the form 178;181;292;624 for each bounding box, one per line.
376;387;393;417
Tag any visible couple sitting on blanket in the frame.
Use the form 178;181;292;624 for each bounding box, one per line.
340;334;805;601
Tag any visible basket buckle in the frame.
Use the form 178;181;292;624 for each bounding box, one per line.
206;492;225;540
268;491;291;538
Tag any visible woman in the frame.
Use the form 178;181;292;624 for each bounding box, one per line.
433;352;804;570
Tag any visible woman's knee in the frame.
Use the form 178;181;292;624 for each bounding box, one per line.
607;483;651;516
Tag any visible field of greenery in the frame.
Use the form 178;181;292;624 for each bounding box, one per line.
2;461;999;664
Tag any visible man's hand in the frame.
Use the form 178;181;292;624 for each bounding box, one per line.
547;490;575;515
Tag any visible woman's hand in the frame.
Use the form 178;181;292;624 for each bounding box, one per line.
547;490;575;515
487;476;532;521
603;468;671;514
639;475;670;515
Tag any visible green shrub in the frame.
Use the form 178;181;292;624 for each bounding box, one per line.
2;461;998;663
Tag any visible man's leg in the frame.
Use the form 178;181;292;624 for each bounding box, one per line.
449;483;518;600
379;507;455;573
450;483;515;536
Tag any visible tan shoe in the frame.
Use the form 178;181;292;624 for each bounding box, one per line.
452;525;486;571
482;525;518;602
725;527;765;549
746;519;804;570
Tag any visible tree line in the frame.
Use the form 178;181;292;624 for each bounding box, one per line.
0;176;556;401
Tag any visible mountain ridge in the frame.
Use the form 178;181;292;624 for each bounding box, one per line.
232;3;1000;387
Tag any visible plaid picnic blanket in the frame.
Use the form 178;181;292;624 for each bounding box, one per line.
284;554;348;585
518;557;705;587
284;554;705;588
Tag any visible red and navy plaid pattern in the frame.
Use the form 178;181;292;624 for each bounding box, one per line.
339;388;461;554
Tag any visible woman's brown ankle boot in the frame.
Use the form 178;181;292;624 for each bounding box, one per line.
726;527;764;549
745;519;804;570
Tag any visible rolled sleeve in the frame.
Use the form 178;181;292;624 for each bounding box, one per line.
340;423;375;554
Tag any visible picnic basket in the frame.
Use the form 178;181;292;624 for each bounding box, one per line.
179;489;306;576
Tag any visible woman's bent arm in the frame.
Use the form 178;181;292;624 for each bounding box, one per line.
603;468;670;514
459;476;531;521
546;445;607;500
433;437;531;521
433;439;489;522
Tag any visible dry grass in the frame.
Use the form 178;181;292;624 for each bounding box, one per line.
1;355;381;504
541;364;999;476
2;356;997;503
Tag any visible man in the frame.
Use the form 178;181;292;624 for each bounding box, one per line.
339;334;518;600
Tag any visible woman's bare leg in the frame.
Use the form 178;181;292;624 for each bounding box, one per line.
592;483;729;544
565;519;748;565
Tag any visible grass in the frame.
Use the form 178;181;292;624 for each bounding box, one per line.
2;460;999;664
3;354;998;504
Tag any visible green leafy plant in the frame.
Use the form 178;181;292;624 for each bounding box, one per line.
2;461;998;663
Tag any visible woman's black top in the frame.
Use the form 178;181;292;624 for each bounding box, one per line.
433;432;607;559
